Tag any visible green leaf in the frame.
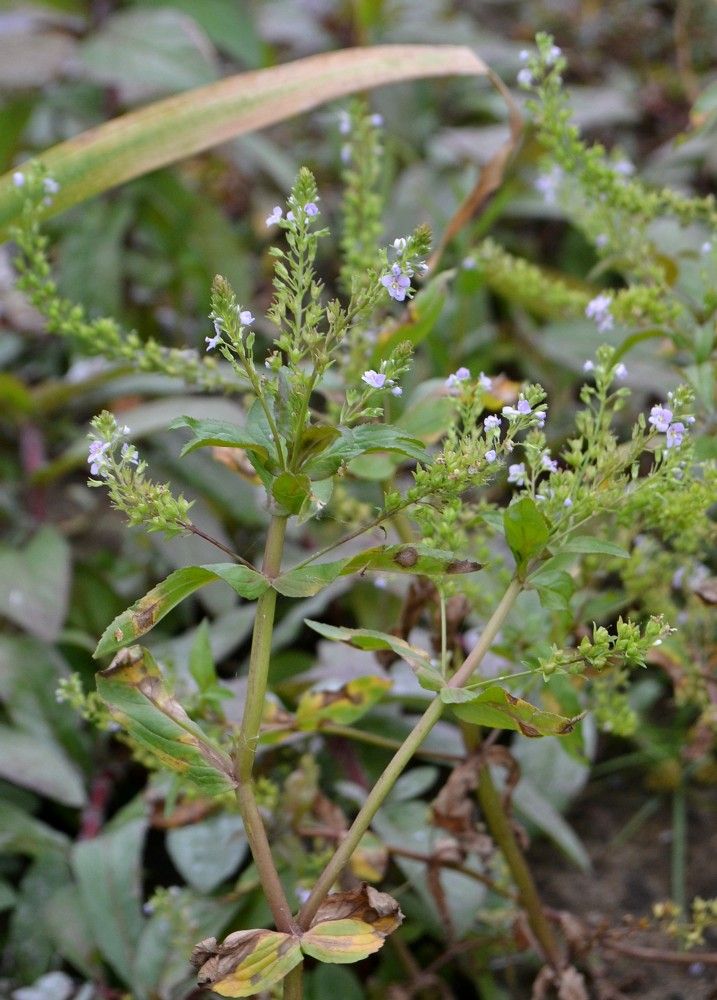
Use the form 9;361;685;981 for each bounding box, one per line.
0;45;493;235
560;535;630;559
0;726;86;807
446;685;584;738
166;814;248;892
72;818;146;984
300;918;387;964
503;497;550;568
96;646;236;795
274;545;480;598
305;620;436;676
0;799;71;856
192;929;303;997
296;676;393;730
0;525;71;643
304;424;428;479
529;569;575;612
189;619;216;692
272;471;312;516
171;415;273;464
94;563;267;658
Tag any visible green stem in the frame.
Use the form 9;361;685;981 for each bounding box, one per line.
297;576;522;929
671;783;687;913
476;765;562;970
282;963;303;1000
234;515;296;933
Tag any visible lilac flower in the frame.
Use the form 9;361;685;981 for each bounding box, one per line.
362;370;386;389
381;263;411;302
286;210;295;222
266;206;283;226
341;144;351;164
517;68;533;88
370;113;384;127
541;452;558;473
648;404;673;433
391;386;403;397
507;463;526;485
583;360;595;372
595;233;609;248
535;165;563;205
478;372;492;391
546;45;562;63
43;177;60;195
535;410;546;427
462;256;476;269
445;367;471;389
338;111;351;135
585;293;614;333
665;422;686;449
614;362;628;380
563;497;573;507
484;415;501;430
87;440;110;476
614;159;634;177
519;49;530;62
305;202;319;217
517;397;531;415
392;237;407;251
485;449;497;463
12;171;24;188
701;241;712;255
238;310;255;325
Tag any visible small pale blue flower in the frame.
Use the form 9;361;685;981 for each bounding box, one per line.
648;404;673;433
266;206;283;226
362;370;386;389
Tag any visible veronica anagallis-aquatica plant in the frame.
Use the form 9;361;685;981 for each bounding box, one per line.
11;102;712;998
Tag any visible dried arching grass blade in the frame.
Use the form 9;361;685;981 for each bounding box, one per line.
428;68;523;271
0;44;497;236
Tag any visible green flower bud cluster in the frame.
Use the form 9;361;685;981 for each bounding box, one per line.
11;163;230;391
653;897;717;950
467;238;589;319
339;101;385;295
87;410;193;537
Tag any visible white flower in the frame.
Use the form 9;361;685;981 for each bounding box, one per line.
519;49;530;62
484;415;501;430
239;310;255;325
583;360;595;372
517;68;533;88
701;241;712;254
391;386;403;396
478;372;492;391
541;452;558;473
485;449;497;463
266;206;283;226
12;171;25;188
43;177;60;195
546;45;562;63
507;463;526;485
614;362;628;380
392;237;407;251
535;165;563;205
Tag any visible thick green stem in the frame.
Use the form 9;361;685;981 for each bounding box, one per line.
282;962;303;1000
234;515;296;933
297;576;522;929
476;765;562;970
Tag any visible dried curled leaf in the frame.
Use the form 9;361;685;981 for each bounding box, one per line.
97;646;236;795
311;883;403;935
191;929;302;997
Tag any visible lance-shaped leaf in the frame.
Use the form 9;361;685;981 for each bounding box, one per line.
171;415;276;465
94;563;267;658
0;45;494;235
296;676;393;730
301;885;403;964
274;545;481;598
191;929;302;998
303;424;429;479
97;646;236;795
444;684;584;738
305;620;440;689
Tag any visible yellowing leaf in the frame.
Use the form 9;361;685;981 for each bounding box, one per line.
310;884;403;936
191;929;302;997
300;918;385;964
295;676;392;730
97;646;236;795
350;833;389;883
445;684;584;738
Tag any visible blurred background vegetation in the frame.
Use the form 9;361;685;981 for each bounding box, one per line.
1;2;716;998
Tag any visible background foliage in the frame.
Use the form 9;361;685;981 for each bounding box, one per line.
1;2;716;999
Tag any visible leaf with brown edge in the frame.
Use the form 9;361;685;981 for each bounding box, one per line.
445;684;584;738
295;676;393;730
191;929;302;997
310;883;404;935
0;45;497;235
94;563;267;658
97;646;236;796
